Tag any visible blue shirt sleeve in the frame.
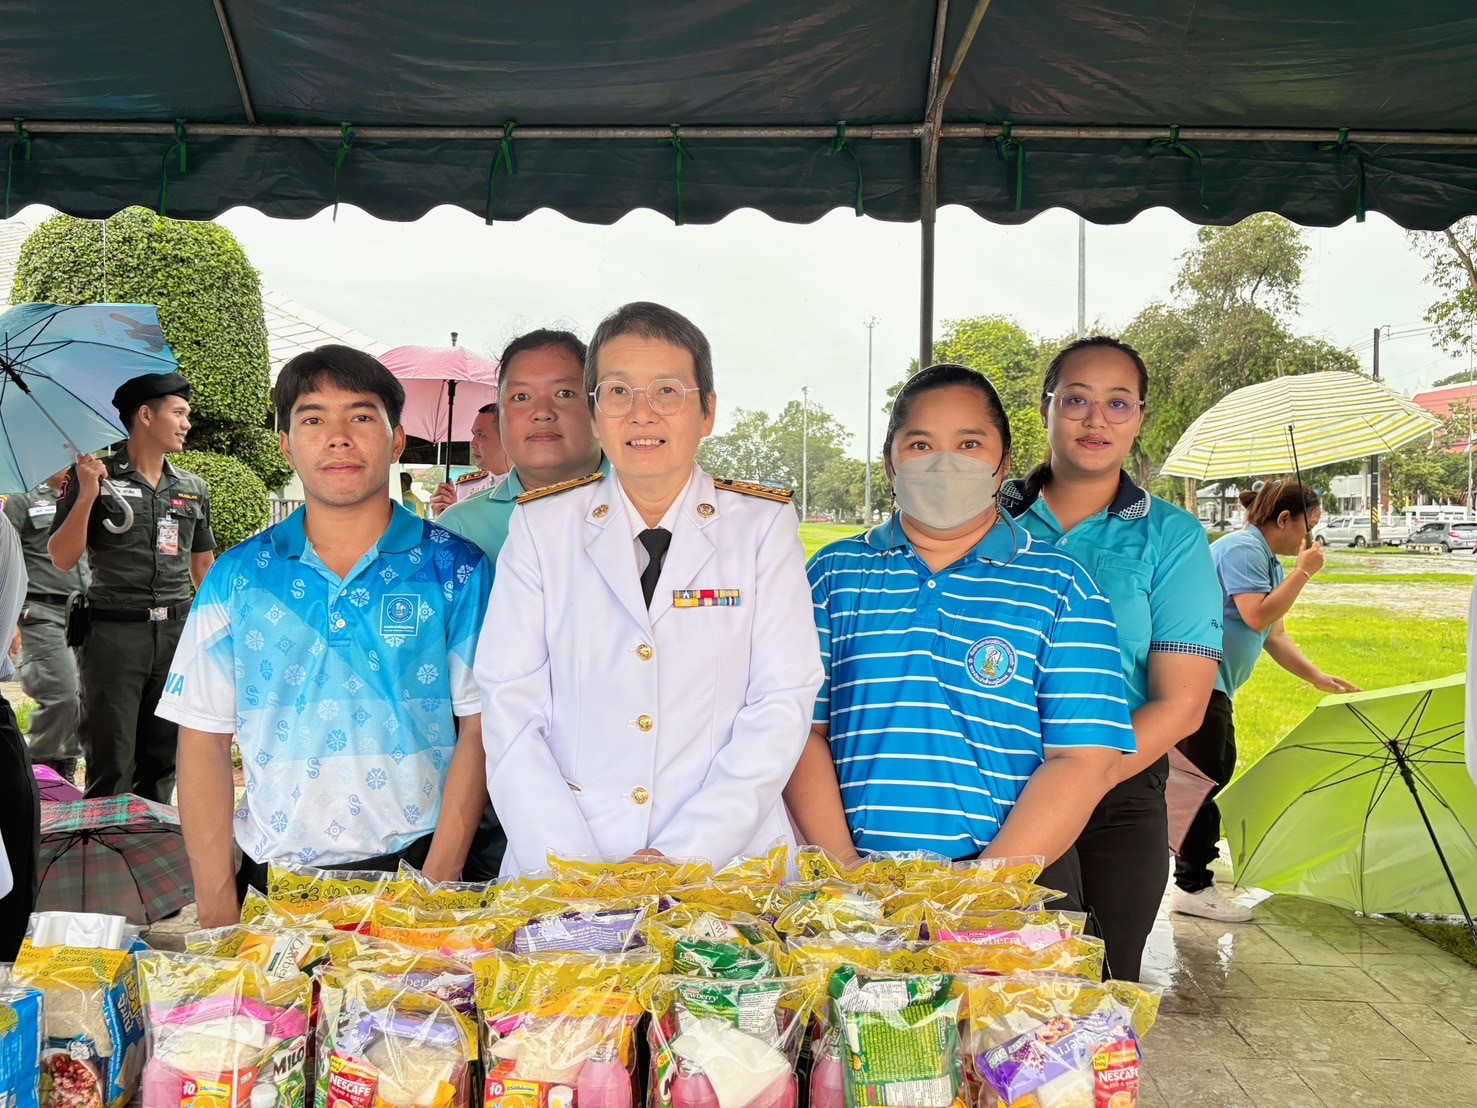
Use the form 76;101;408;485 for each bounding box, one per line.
1214;532;1275;598
1036;560;1136;752
806;550;834;728
1148;514;1224;661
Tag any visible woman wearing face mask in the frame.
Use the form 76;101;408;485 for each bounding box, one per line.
783;364;1135;879
999;336;1223;981
1172;478;1357;918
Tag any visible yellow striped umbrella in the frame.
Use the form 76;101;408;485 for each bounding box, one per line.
1160;371;1441;479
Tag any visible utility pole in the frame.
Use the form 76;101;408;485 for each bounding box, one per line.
1370;326;1382;542
801;386;810;522
863;317;880;523
1076;218;1087;338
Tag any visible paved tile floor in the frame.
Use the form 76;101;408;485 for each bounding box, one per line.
1140;879;1477;1107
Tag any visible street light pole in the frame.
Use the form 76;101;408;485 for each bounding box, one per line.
863;317;880;523
801;385;810;521
1076;218;1087;338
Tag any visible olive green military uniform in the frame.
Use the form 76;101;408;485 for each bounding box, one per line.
51;449;214;801
2;486;90;768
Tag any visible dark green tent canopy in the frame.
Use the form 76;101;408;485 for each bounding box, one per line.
4;0;1477;230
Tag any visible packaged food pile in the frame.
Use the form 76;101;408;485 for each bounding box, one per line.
0;847;1163;1108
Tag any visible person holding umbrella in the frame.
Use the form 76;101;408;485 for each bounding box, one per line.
1172;478;1359;921
48;372;215;802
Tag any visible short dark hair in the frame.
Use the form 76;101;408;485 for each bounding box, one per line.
585;303;714;416
477;402;497;416
120;395;172;432
1041;335;1149;403
274;344;406;427
1246;478;1319;527
883;363;1012;464
499;329;588;375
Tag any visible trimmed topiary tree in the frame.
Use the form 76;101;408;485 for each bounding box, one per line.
173;450;270;552
11;207;291;509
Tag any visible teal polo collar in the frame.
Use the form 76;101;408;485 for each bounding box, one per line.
1000;469;1149;522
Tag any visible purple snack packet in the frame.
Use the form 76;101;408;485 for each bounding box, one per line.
512;908;645;954
976;1010;1139;1105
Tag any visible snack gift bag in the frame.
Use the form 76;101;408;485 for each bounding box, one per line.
136;951;312;1108
475;948;661;1108
826;968;964;1108
0;982;45;1108
646;976;821;1108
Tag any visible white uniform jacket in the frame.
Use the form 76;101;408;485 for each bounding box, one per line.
476;466;823;874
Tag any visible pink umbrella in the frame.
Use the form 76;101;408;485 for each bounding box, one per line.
1166;746;1217;854
33;763;82;803
379;334;500;477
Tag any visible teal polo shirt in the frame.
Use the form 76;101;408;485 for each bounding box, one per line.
1209;524;1283;697
1001;472;1222;712
435;457;611;561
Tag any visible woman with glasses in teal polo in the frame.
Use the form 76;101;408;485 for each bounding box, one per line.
1000;336;1223;982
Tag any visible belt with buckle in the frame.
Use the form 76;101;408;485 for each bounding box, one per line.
91;601;192;623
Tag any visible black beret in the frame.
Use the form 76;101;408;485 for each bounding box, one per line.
112;371;191;416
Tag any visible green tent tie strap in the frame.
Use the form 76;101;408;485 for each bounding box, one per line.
1317;128;1366;223
332;123;356;221
157;121;187;216
484;120;519;225
831;122;865;216
6;119;31;219
1150;124;1208;210
994;122;1026;211
664;123;693;225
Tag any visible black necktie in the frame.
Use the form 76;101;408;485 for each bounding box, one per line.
638;527;672;608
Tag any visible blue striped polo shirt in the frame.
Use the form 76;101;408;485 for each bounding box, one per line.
808;515;1135;858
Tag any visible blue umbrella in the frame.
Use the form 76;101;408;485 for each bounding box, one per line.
0;303;181;528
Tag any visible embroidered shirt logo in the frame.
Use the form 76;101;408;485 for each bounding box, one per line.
380;593;420;637
966;637;1018;688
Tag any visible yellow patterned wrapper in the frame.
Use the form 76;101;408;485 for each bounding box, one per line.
475;948;662;1022
184;923;329;979
545;853;713;895
795;848;1044;890
390;861;502;911
883;880;1054;925
775;882;921;941
267;863;393;910
665;880;800;921
366;901;524;963
962;972;1160;1051
711;842;790;885
781;939;951;979
931;937;1106;980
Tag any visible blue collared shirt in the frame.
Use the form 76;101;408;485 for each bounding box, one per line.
436;457;613;561
1210;524;1284;696
1002;472;1223;712
808;515;1135;858
157;503;492;866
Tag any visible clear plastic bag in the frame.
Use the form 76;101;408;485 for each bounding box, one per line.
825;967;965;1108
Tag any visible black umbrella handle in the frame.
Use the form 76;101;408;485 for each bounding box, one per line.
1389;740;1477;940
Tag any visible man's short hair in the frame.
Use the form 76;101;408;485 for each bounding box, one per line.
477;402;498;416
274;345;406;427
499;329;588;377
585;302;714;416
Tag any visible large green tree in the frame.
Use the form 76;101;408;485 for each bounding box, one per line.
1409;218;1477;360
13;208;283;545
699;398;862;518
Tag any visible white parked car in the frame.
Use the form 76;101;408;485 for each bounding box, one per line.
1313;515;1376;547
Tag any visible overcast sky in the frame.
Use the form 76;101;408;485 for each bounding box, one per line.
186;204;1474;460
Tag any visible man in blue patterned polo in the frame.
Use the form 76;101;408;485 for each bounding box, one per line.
158;345;492;927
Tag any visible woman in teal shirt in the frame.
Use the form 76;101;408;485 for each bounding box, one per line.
1001;336;1222;982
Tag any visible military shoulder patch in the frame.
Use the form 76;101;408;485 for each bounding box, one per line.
714;477;794;503
455;468;489;485
516;469;604;504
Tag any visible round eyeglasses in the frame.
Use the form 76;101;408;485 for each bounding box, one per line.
1046;389;1146;425
590;378;702;418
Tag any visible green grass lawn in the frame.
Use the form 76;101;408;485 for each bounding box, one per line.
799;522;866;558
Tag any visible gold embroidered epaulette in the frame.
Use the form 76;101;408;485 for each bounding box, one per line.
714;477;794;503
516;469;604;504
455;468;489;485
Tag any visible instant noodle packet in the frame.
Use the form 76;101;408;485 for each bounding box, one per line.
136;950;312;1108
963;974;1160;1108
826;967;965;1108
367;902;523;964
474;948;662;1108
12;927;147;1108
645;975;823;1108
510;897;658;956
316;969;477;1108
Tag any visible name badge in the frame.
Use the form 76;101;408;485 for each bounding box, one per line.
113;484;144;498
157;515;180;556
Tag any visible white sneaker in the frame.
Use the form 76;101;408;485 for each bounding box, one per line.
1171;886;1253;923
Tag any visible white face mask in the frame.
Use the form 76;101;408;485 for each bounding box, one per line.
891;451;1004;530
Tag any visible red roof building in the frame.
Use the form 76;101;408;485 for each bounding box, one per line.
1412;383;1477;452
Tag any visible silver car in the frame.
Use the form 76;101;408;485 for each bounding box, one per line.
1405;522;1477;553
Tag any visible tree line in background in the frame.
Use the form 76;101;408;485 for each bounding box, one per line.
705;213;1477;521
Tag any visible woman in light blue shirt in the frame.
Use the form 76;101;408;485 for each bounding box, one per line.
1175;479;1357;915
1002;336;1222;982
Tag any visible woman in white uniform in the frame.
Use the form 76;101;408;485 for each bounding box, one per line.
475;302;823;875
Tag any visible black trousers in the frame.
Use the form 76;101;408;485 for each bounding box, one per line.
80;618;185;802
1039;755;1169;983
1173;690;1236;894
236;833;434;902
0;692;41;960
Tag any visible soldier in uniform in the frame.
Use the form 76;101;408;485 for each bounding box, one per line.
49;371;216;801
430;403;509;514
2;470;90;778
475;303;822;873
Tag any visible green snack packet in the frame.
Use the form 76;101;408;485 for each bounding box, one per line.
828;967;961;1108
671;938;777;980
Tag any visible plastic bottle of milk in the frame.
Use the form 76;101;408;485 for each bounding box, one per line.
670;1067;720;1108
809;1048;845;1108
576;1050;632;1108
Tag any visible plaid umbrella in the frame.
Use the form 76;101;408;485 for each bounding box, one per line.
37;793;193;924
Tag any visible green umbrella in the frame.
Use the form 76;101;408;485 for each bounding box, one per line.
1219;673;1477;937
